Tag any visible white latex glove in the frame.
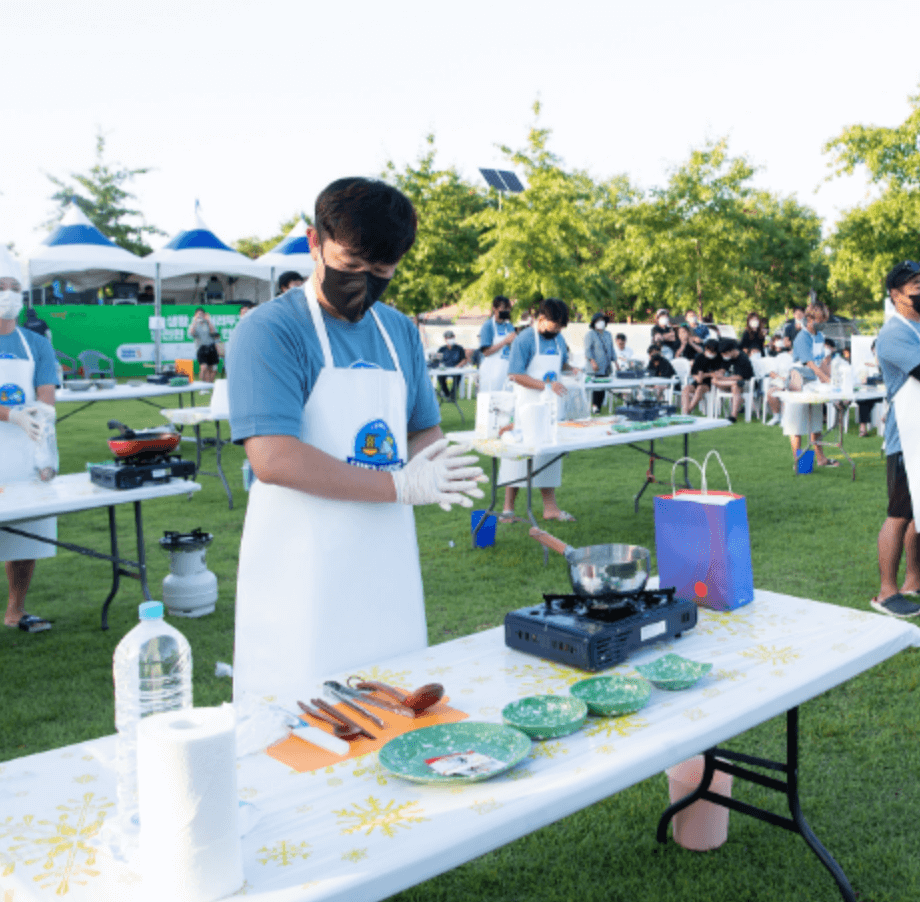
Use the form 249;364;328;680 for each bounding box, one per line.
392;438;487;512
9;406;42;442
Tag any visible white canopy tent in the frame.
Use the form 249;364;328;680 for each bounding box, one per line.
256;220;315;297
0;244;23;285
143;211;271;370
26;205;155;297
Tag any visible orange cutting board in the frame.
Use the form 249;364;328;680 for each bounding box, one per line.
267;696;468;772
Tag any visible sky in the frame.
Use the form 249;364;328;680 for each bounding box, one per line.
2;0;918;258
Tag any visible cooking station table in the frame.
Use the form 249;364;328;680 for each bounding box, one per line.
0;589;916;902
450;416;730;536
428;365;476;422
159;405;234;509
55;381;213;424
0;473;200;629
775;386;886;480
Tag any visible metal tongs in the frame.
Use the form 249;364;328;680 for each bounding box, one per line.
324;679;416;718
297;698;377;740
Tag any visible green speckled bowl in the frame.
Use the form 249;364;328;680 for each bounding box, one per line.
570;675;652;716
378;722;531;784
635;653;713;690
501;695;588;740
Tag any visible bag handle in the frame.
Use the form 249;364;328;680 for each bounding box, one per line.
702;449;733;495
669;450;733;498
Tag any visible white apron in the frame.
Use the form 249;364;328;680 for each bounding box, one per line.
478;319;514;392
498;334;565;489
0;328;56;562
891;314;920;532
233;285;427;703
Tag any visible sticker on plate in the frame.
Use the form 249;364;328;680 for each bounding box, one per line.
425;750;507;777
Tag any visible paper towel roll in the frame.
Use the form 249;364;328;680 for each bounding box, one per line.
519;403;551;446
137;705;244;902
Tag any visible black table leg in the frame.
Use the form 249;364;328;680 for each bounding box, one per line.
470;458;499;549
656;706;855;901
100;506;121;630
213;422;233;510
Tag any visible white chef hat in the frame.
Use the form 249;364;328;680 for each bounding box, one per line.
0;243;23;285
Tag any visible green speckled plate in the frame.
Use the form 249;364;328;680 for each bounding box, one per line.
378;722;531;784
570;675;652;716
635;653;713;690
501;695;588;739
668;415;697;424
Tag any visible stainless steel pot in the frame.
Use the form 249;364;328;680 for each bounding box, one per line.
530;527;650;596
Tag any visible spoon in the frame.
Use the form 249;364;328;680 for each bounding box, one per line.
349;679;445;715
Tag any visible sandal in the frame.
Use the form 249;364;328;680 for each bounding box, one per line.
815;459;840;468
7;613;52;633
498;511;517;523
544;510;577;522
870;594;920;619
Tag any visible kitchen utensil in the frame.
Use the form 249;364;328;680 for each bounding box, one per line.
635;653;713;691
529;527;651;597
322;683;386;728
310;698;376;740
500;695;588;740
324;680;414;718
378;722;532;784
107;419;181;460
346;678;444;715
569;675;652;716
296;701;370;741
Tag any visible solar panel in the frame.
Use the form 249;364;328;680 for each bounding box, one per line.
479;168;507;191
498;170;525;192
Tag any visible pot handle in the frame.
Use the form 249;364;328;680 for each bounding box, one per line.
529;527;570;557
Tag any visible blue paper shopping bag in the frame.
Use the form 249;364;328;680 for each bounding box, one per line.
654;451;754;611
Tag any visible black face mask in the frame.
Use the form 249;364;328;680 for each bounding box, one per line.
908;292;920;315
496;310;511;321
320;255;391;322
539;329;559;341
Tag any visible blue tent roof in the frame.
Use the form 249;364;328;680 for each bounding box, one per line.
42;220;117;248
269;234;310;255
164;228;235;253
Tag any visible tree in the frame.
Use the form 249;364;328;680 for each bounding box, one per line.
45;131;163;256
234;213;310;260
822;87;920;313
381;135;487;318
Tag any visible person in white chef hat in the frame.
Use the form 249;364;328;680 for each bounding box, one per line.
0;245;58;632
227;177;487;704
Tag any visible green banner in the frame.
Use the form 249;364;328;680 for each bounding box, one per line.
21;304;245;377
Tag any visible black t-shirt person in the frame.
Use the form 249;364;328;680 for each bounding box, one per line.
690;352;725;384
723;350;755;381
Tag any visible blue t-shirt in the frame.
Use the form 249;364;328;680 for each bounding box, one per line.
508;327;569;383
0;327;57;400
792;328;826;366
877;315;920;456
479;318;515;359
228;290;441;443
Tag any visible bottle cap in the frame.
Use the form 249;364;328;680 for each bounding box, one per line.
139;601;164;620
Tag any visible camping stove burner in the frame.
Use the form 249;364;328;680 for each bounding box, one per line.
89;454;196;490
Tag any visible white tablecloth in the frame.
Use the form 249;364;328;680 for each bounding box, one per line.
1;590;917;902
56;381;213;405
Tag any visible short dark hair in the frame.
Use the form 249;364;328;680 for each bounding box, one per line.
538;297;569;327
238;300;255;310
590;311;608;328
824;338;837;350
492;295;510;310
278;271;303;291
646;344;661;355
719;338;739;354
615;333;627;342
704;338;720;353
314;177;417;265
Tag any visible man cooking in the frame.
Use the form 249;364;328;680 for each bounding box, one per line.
478;295;516;392
227;177;485;703
0;248;57;632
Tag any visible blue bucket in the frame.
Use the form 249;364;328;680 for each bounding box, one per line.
471;510;497;548
796;449;814;475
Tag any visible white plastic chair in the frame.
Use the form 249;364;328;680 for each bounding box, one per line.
670;358;691;406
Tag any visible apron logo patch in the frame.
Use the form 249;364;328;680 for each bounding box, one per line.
350;359;381;370
0;383;25;405
347;419;405;471
542;371;558;384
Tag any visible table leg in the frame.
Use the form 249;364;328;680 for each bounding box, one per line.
633;439;656;513
656;706;855;901
134;500;153;603
807;402;856;481
100;506;121;630
213;422;234;510
470;458;499;549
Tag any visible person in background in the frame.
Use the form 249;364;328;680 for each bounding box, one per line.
739;312;766;357
783;305;806;350
614;332;635;367
674;324;701;361
187;306;221;383
478;295;516;392
871;261;920;618
764;335;794;426
685;309;709;341
646;344;676;398
651;308;679;359
0;261;57;632
223;301;255;375
277;271;304;295
584;311;616;413
435;330;467;401
22;306;52;344
713;338;755;422
855;339;882;438
228;176;485;702
205;275;224;301
824;338;839;360
681;338;724;415
783;300;837;469
499;297;578;523
137;285;155;303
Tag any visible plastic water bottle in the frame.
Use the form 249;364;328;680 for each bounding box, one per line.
113;601;193;835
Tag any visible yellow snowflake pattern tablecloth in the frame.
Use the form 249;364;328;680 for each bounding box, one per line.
1;590;918;902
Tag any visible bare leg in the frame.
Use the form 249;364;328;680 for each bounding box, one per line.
4;560;36;626
768;391;781;415
731;385;742;419
541;488;561;519
878;517;910;601
811;431;830;465
503;486;518;513
902;521;920;594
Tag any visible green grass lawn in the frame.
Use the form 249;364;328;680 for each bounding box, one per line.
2;393;917;902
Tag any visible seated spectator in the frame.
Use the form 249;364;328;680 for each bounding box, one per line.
614;332;636;367
684;309;709;341
435;330;467;400
277;271;304;295
646;344;676;398
764;338;794;426
584;312;616;412
681;339;724;415
783;305;806;349
739;312;766;357
651;308;680;359
714;338;754;423
22;306;51;343
674;324;701;361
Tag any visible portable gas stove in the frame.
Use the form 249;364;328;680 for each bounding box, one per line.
89;453;196;490
504;587;697;671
